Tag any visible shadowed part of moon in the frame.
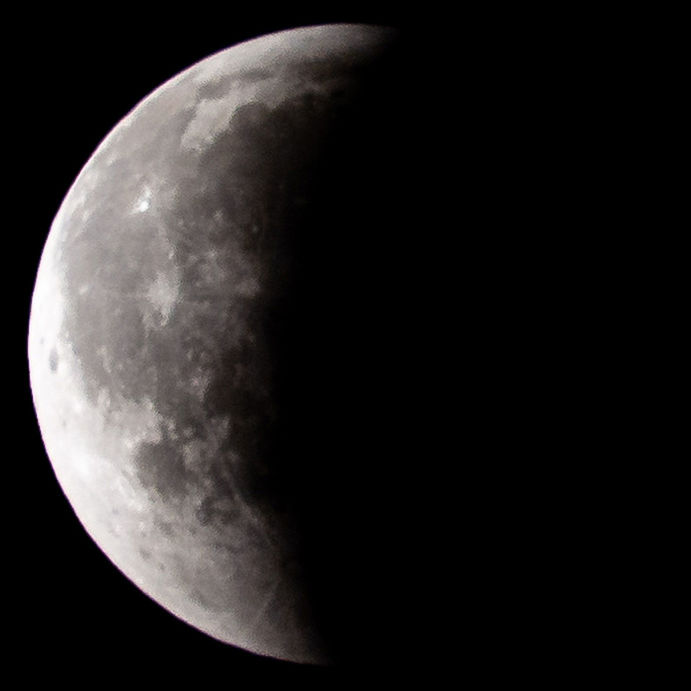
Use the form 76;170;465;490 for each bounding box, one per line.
29;24;423;665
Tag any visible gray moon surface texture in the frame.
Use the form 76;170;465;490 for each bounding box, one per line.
28;24;409;665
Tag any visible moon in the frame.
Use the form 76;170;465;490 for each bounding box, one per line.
28;24;408;665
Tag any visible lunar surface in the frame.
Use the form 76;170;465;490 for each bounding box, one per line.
29;25;410;665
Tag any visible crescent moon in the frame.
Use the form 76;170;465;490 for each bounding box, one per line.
28;24;401;665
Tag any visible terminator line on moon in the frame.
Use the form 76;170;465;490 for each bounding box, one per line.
28;25;400;664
